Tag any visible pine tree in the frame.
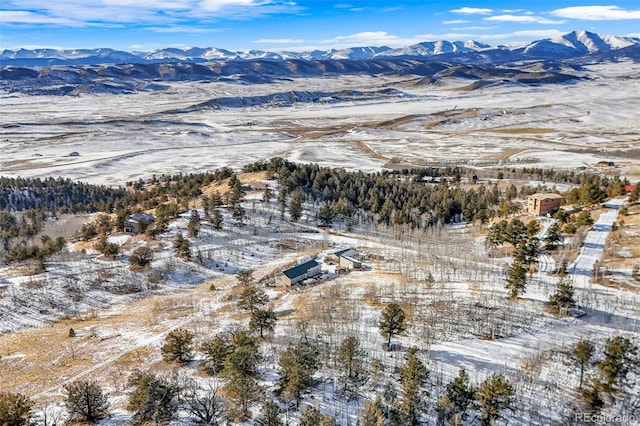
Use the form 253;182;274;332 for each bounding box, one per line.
161;328;194;364
256;402;282;426
237;285;268;313
398;347;428;425
437;369;474;425
127;371;180;425
547;279;575;316
288;190;304;222
64;380;110;423
505;261;527;299
200;334;233;376
236;268;254;286
337;336;368;392
596;335;639;394
249;308;277;338
378;303;406;348
298;405;335;426
187;209;201;237
211;208;223;230
474;373;514;426
360;399;384;426
0;392;32;426
543;222;563;251
569;340;595;391
278;342;320;405
222;331;262;420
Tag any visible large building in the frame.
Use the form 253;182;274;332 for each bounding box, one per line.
526;193;562;216
275;259;321;286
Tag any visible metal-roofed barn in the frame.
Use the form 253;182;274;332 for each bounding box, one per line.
275;259;321;286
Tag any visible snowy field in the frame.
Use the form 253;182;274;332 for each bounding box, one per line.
1;62;640;186
1;62;639;425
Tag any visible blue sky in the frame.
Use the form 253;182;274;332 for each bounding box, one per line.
1;1;639;51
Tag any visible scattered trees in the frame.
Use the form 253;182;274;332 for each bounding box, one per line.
378;303;407;348
222;331;262;420
63;380;109;424
173;233;191;259
200;334;233;376
187;209;201;237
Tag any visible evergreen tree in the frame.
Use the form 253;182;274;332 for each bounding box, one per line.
298;405;335;426
596;335;639;394
378;303;407;348
249;308;278;338
360;399;385;426
237;285;268;313
222;331;262;420
437;369;474;425
64;380;109;423
547;279;575;316
200;334;233;376
236;268;254;286
288;190;304;222
505;261;527;299
318;202;334;226
543;222;563;251
337;336;368;392
0;392;32;426
398;347;428;425
161;328;194;364
127;371;180;425
569;340;595;391
187;209;201;237
262;186;272;203
211;208;223;230
278;342;320;405
256;402;282;426
474;373;514;426
173;233;191;259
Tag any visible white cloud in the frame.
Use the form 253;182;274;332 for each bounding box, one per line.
199;0;262;12
450;7;493;15
0;10;82;26
452;26;496;31
442;19;470;24
551;5;640;20
485;14;565;24
626;33;640;38
0;0;302;27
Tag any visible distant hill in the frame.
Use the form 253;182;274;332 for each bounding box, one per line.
1;31;638;67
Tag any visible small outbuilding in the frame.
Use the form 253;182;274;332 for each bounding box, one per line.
124;213;155;234
526;193;562;216
339;255;361;270
275;259;321;286
69;151;80;157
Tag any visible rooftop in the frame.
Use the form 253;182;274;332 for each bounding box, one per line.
529;193;562;200
281;259;320;279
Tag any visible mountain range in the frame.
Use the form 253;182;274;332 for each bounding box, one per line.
2;31;639;67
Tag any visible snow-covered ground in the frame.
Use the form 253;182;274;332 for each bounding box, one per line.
2;62;640;185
